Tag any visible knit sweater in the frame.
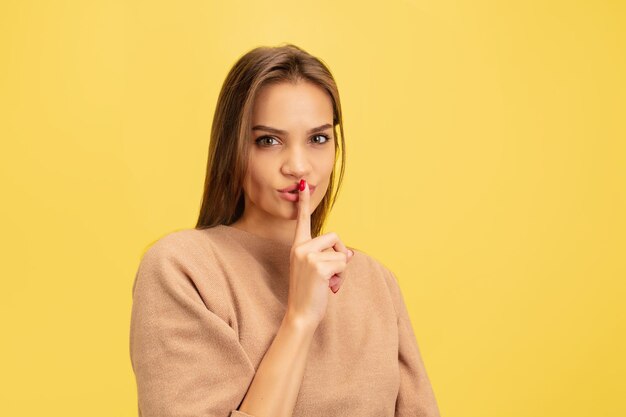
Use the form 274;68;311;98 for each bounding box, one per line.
129;224;440;417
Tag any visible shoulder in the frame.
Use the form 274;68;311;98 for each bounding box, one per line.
347;245;398;285
138;227;224;264
133;228;225;287
133;227;229;295
347;247;408;319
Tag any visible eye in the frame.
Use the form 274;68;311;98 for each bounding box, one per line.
255;136;280;147
311;134;331;144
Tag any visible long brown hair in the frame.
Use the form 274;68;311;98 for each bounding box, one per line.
195;43;346;238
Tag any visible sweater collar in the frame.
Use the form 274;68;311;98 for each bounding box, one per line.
214;224;293;262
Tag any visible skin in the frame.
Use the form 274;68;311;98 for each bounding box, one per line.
230;80;336;246
231;81;439;417
234;82;353;416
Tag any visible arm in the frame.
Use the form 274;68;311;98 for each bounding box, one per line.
130;242;257;417
238;313;317;417
385;269;441;417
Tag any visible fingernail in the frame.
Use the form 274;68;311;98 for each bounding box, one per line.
299;179;306;191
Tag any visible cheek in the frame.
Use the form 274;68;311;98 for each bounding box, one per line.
244;161;272;198
318;149;336;176
313;153;336;195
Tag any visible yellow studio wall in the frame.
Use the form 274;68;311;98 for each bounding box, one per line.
1;1;624;416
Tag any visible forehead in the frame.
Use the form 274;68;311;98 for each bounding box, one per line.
251;81;333;126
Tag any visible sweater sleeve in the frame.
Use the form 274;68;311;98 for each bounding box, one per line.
129;240;256;417
384;268;441;417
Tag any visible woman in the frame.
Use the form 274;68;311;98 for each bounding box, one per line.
129;44;440;417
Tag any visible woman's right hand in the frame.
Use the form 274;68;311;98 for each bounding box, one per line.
286;179;354;328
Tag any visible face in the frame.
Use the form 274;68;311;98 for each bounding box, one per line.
240;80;336;223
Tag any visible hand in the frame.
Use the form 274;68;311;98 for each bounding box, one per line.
286;179;354;328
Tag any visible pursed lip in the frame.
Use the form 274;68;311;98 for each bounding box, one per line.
278;183;316;193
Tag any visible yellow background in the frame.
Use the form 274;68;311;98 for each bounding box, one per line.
1;1;624;416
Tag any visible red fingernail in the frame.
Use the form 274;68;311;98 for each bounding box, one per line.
299;179;306;191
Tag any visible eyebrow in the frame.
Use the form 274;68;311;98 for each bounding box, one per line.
252;123;333;135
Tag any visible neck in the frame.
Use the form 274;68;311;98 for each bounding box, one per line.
230;215;297;247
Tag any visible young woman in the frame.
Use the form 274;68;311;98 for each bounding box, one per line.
129;44;440;417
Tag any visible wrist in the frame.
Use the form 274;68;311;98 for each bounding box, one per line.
283;310;318;334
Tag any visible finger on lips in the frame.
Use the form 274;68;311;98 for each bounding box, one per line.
295;178;349;293
294;178;311;245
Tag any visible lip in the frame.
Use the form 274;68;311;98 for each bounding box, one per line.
278;183;316;193
277;184;316;202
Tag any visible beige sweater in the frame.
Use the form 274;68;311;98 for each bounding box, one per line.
129;225;440;417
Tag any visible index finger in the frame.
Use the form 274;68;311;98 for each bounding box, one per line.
293;178;311;245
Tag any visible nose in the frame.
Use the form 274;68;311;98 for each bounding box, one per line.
281;143;312;179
